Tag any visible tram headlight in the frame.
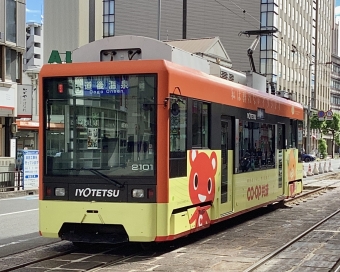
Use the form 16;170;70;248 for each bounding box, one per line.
132;189;145;198
55;187;66;196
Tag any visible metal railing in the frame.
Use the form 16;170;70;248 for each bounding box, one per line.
0;171;23;192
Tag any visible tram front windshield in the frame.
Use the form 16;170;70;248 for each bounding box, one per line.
43;74;156;177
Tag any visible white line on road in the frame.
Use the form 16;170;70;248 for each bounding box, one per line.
0;209;38;217
0;236;41;248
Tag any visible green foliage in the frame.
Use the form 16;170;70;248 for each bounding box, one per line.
323;113;340;135
310;114;325;132
318;138;327;159
323;113;340;158
335;133;340;147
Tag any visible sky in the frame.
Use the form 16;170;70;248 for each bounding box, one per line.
26;0;43;23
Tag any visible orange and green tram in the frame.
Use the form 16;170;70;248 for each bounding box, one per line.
39;58;304;244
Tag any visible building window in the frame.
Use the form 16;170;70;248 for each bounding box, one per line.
6;0;16;43
103;0;115;37
5;47;18;82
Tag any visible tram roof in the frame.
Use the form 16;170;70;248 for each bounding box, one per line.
40;59;303;120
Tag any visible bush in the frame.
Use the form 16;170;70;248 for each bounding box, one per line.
318;139;327;159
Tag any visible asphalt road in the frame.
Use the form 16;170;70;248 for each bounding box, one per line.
0;195;58;258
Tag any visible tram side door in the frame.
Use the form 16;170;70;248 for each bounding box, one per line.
220;116;233;215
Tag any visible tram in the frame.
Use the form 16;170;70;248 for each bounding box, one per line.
39;36;304;244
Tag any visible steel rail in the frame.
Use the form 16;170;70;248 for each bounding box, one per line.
244;208;340;271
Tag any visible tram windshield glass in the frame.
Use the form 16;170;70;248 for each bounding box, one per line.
43;74;156;177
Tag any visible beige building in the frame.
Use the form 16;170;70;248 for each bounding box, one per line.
0;0;26;156
44;0;334;153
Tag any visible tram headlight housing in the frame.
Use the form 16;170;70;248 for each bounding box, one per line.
55;187;66;196
132;189;145;198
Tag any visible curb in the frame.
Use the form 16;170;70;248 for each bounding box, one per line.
0;189;38;199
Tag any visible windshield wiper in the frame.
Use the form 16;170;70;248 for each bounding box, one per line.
62;168;124;188
84;168;124;189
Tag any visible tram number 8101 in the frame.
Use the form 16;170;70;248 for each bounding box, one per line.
131;164;154;171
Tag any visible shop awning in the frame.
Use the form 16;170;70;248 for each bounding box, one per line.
0;106;14;117
15;120;64;130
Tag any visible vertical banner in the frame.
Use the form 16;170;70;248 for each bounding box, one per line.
23;150;39;189
17;84;32;118
10;138;17;158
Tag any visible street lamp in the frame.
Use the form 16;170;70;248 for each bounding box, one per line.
306;61;332;154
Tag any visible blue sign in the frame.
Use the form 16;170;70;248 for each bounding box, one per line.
318;111;325;121
81;76;129;96
23;150;39;190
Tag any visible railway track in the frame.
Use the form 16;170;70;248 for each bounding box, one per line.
243;208;340;272
2;179;340;272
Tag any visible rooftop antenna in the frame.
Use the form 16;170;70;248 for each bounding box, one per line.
239;29;278;73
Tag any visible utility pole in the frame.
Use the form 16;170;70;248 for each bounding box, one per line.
306;63;313;155
157;0;161;40
182;0;187;39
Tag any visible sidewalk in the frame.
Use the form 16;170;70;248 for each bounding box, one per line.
0;189;39;199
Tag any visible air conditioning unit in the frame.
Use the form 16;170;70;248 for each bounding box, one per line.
277;91;285;98
289;92;297;101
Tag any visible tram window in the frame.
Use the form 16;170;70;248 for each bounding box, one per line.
288;120;297;148
192;101;209;148
170;96;187;178
238;121;276;173
277;124;284;149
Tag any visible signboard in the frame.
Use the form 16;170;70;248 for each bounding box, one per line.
318;110;325;121
23;150;39;189
17;84;32;117
74;76;129;97
10;138;17;158
48;50;72;64
325;110;333;121
87;128;98;149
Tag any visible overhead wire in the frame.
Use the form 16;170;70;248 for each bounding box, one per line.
226;0;262;25
212;0;261;29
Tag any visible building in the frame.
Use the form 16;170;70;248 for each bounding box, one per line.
0;0;26;156
44;0;334;153
15;21;44;151
24;22;43;70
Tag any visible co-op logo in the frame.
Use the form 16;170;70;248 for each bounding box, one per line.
75;188;120;198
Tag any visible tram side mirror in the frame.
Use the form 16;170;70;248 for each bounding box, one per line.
171;102;180;116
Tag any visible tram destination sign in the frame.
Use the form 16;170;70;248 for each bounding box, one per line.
74;76;129;97
69;184;126;202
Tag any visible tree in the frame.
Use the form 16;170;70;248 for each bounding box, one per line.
321;113;340;158
318;138;327;159
310;114;325;132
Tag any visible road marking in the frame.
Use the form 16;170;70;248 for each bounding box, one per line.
0;236;41;248
0;209;38;217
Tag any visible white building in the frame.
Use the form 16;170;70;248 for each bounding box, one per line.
24;22;43;70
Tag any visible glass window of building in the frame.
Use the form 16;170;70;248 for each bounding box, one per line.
103;0;115;37
6;0;16;43
5;47;18;82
